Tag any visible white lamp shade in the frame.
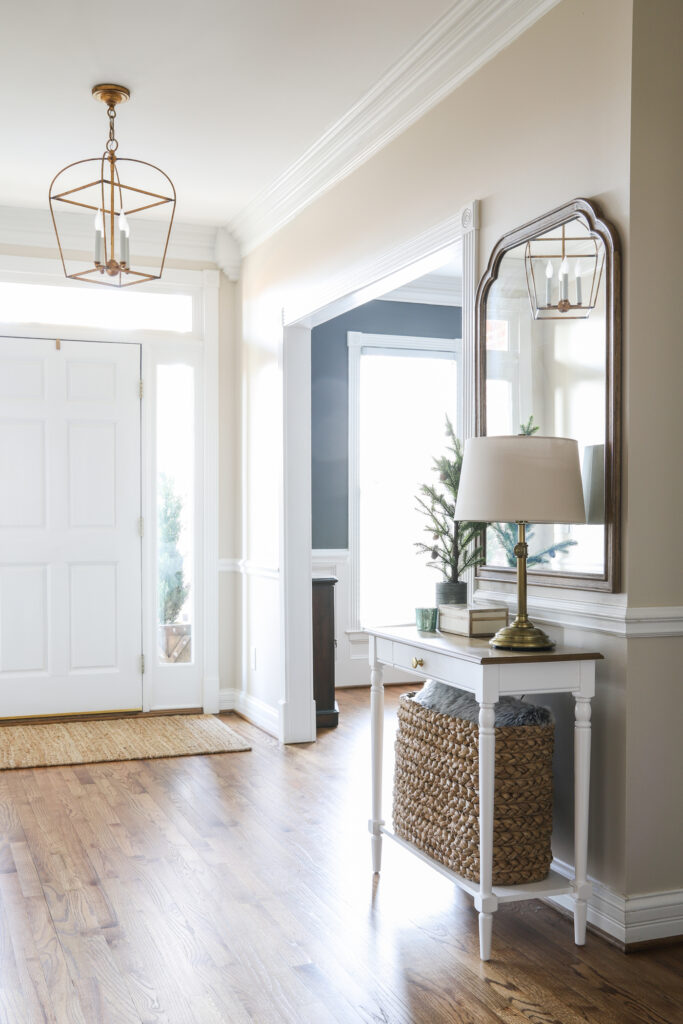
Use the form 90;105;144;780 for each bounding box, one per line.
454;435;586;524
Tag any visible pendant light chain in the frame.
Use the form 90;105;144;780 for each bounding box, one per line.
106;105;119;153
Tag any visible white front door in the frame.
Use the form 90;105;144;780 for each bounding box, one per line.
0;337;143;717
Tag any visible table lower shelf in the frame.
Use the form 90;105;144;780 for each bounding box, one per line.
381;827;574;904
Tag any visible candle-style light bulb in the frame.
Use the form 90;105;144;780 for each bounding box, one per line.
545;260;553;306
575;259;583;306
94;209;104;267
560;257;569;302
119;210;130;268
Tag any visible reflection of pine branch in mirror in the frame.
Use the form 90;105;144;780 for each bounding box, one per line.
489;522;577;568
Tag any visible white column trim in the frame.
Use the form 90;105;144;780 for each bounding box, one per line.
201;269;220;713
280;324;316;743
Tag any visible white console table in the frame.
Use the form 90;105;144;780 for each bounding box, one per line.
366;625;603;961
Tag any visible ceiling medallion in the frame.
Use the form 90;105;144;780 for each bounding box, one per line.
49;84;176;287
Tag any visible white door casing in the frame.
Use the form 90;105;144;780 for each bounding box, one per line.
0;337;142;717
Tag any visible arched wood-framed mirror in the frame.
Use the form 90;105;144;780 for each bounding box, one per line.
475;197;621;592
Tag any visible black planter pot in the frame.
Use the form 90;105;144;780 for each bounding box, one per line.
435;581;468;606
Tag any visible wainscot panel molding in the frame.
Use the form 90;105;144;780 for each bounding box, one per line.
228;0;561;253
218;558;280;581
219;688;279;738
0;204;240;273
312;550;415;688
474;589;683;637
548;858;683;947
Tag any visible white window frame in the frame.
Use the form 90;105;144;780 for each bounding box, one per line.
0;255;219;713
347;331;463;636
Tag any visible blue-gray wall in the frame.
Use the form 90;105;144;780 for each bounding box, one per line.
311;300;462;549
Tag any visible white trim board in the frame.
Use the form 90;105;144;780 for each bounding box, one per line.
219;688;280;739
218;558;280;580
548;858;683;946
229;0;560;253
474;589;683;637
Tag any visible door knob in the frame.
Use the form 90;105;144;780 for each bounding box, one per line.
411;657;424;668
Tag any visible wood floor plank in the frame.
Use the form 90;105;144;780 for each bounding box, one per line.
0;690;680;1024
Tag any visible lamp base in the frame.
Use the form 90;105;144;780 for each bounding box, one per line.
489;618;555;651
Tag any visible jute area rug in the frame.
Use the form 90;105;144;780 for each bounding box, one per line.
0;714;250;770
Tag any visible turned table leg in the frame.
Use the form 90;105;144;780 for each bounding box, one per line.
573;695;592;944
475;700;497;960
369;660;385;873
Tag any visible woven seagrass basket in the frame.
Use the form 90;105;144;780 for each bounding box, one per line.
393;692;554;885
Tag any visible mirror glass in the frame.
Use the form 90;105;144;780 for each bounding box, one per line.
477;200;620;590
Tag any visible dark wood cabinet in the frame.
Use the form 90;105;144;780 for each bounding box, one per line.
312;576;338;728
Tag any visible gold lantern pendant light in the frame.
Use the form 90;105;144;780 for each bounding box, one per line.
523;222;605;321
49;85;176;287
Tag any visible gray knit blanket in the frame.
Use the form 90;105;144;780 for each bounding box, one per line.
412;680;553;726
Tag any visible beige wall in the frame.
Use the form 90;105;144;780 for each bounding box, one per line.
240;0;682;901
625;0;683;606
618;0;683;898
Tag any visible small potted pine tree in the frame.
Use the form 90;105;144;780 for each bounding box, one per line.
415;416;486;606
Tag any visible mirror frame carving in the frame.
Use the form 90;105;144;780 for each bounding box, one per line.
475;197;621;592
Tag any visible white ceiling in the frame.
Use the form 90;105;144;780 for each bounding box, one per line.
0;0;454;227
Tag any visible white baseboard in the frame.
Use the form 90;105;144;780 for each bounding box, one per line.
548;858;683;945
219;687;279;739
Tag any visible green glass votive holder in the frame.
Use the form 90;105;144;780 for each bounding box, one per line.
415;607;438;632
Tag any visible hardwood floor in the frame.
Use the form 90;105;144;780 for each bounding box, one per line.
0;686;680;1023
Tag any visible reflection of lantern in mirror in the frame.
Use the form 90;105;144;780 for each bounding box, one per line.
524;223;604;320
49;84;176;288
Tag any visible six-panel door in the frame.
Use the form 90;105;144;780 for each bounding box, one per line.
0;337;143;716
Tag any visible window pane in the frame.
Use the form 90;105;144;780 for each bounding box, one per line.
157;365;194;663
0;282;192;333
359;351;458;626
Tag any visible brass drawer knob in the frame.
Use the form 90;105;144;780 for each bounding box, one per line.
411;657;424;668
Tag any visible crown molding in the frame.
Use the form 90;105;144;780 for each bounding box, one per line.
0;204;240;274
229;0;561;254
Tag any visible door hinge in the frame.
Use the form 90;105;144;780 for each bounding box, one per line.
139;380;144;399
140;654;145;675
138;516;144;537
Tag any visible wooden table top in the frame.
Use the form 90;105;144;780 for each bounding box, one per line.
365;624;604;666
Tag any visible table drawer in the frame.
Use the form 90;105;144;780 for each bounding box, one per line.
392;644;460;685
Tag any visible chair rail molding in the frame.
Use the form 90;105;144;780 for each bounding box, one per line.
218;558;280;580
474;589;683;637
229;0;560;253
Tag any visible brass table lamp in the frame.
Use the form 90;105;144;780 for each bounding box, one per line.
454;436;585;650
